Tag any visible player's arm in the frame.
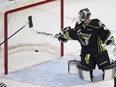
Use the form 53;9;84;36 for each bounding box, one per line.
97;20;115;45
54;26;72;42
100;27;115;46
55;21;82;42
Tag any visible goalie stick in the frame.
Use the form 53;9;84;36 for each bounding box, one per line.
35;31;65;39
0;15;33;46
36;31;54;37
33;30;68;43
28;16;116;58
29;16;116;52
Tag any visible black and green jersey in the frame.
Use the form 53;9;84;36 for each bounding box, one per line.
65;18;111;54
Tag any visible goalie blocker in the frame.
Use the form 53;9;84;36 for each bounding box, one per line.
68;60;116;81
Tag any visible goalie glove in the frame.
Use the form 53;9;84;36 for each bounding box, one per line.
54;32;68;42
54;26;72;42
62;26;71;34
105;36;115;46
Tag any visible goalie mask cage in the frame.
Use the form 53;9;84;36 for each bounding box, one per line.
0;0;64;74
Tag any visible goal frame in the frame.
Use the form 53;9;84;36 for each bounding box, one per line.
3;0;64;74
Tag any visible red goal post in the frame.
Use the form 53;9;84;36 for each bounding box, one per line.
0;0;64;74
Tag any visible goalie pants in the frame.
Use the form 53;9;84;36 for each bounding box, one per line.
80;50;110;70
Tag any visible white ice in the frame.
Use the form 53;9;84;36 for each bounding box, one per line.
0;0;116;87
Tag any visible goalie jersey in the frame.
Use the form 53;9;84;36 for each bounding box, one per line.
65;19;111;54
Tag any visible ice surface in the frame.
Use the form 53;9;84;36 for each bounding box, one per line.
0;0;116;87
2;55;113;87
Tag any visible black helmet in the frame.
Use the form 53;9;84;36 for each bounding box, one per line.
79;8;91;22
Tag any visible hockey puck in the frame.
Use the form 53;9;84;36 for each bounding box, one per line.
35;50;39;52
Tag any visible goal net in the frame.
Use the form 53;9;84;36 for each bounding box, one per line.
0;0;64;75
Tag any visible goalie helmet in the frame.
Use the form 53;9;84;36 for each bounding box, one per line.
78;8;91;22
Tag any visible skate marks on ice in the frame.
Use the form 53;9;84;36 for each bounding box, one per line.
1;55;110;87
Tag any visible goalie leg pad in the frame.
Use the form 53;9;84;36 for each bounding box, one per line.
104;61;116;80
114;73;116;87
78;68;92;81
68;60;92;81
68;60;78;75
77;63;93;81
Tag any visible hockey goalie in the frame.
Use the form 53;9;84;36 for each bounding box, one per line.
55;8;116;81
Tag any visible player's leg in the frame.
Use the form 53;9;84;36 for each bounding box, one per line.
114;73;116;87
94;50;116;80
94;50;110;69
68;54;95;81
80;54;96;81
